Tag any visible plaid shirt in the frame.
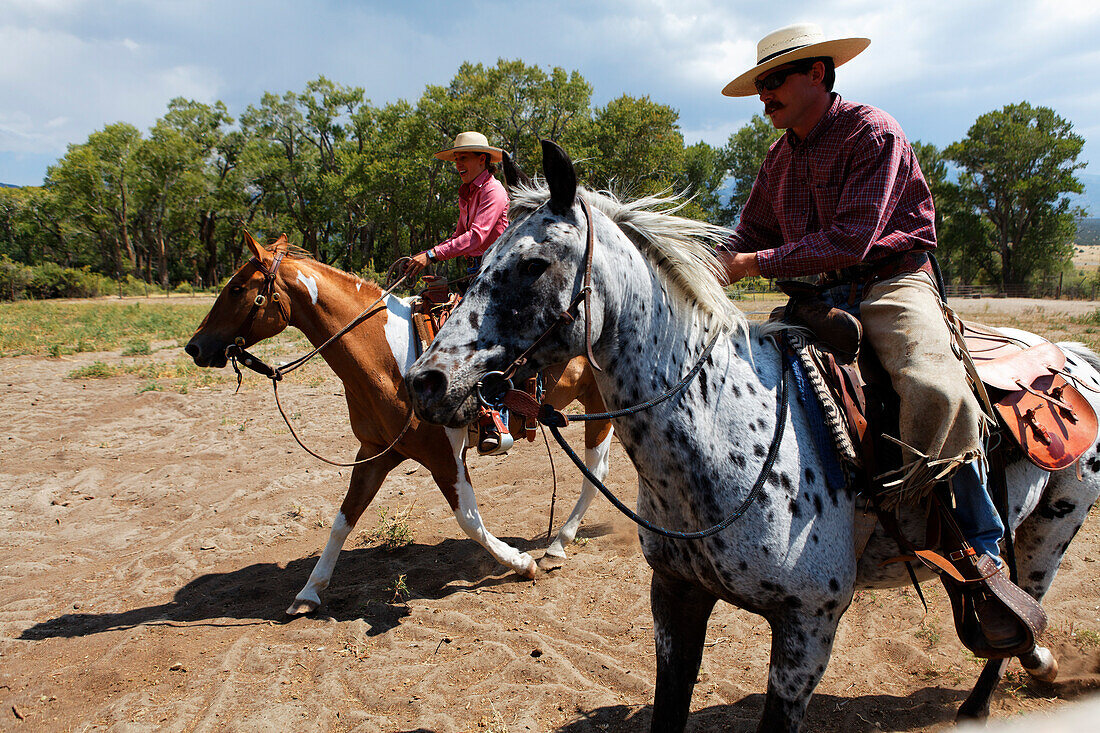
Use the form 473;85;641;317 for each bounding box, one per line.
726;95;936;278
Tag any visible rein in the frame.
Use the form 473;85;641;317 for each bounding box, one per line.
479;196;790;539
224;247;418;467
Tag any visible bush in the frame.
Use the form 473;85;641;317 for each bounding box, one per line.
0;255;33;300
25;262;113;299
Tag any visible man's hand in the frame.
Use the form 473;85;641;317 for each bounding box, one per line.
718;251;761;284
404;251;432;282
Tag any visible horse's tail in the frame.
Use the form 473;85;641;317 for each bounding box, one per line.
1058;341;1100;373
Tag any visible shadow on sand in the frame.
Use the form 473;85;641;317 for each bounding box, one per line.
19;526;620;641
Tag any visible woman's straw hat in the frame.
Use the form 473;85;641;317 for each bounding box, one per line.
722;23;870;97
433;131;503;162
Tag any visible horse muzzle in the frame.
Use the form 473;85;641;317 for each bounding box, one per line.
405;363;480;428
184;335;229;369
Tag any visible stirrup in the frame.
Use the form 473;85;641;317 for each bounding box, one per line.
477;408;513;456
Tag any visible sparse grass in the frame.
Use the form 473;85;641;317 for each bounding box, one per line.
386;573;411;604
0;300;212;357
122;339;152;356
1071;627;1100;648
914;621;941;648
366;506;415;550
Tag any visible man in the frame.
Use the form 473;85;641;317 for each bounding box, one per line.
718;23;1027;649
406;131;512;455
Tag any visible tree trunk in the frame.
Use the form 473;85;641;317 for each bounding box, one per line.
200;211;217;286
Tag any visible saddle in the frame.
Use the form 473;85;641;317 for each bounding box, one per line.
410;276;460;356
776;281;1097;659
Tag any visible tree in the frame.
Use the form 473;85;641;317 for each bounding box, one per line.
584;94;685;197
946;102;1085;287
46;123;143;279
417;59;592;175
718;114;782;226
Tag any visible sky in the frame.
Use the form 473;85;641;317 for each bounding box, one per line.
3;0;1099;191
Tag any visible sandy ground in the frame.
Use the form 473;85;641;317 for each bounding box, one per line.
2;297;1100;732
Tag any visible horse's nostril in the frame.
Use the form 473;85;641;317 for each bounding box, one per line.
184;342;200;359
411;369;448;403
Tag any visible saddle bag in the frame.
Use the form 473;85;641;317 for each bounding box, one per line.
965;327;1098;470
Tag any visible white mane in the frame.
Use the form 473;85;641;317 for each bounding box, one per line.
509;185;746;334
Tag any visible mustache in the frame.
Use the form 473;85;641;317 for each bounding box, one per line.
764;102;783;115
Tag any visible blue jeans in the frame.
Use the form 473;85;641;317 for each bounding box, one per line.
951;459;1005;562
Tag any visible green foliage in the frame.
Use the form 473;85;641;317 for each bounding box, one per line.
946;102;1085;287
718;114;782;225
8;70;1092;303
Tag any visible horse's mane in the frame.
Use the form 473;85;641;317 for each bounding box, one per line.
261;241;383;296
509;185;746;334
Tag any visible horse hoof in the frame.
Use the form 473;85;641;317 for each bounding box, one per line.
517;555;539;579
286;598;319;616
537;553;566;571
1021;646;1058;682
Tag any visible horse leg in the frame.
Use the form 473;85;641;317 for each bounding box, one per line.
958;462;1100;718
286;451;403;615
539;421;612;570
649;571;718;733
757;607;840;733
438;427;538;579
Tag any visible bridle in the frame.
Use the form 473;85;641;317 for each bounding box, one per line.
231;242;292;351
473;195;791;540
220;242;417;467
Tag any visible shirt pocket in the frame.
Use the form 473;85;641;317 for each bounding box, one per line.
811;183;839;230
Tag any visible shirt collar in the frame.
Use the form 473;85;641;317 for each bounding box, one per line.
784;93;841;151
459;168;494;197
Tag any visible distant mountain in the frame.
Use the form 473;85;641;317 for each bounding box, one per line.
0;183;20;189
1072;173;1100;217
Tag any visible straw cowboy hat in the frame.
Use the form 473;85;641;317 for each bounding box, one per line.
433;131;503;162
722;23;870;97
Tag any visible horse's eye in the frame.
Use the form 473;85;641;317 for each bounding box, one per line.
521;259;550;279
229;285;245;296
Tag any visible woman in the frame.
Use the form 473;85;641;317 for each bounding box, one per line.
406;131;512;455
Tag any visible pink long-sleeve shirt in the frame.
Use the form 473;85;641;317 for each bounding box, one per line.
433;169;510;260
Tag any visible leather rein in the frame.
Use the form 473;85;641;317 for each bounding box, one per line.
223;244;416;467
480;198;791;540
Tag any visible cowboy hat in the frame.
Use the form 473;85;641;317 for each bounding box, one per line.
722;23;870;97
433;131;503;163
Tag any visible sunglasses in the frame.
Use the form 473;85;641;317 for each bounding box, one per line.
754;63;812;94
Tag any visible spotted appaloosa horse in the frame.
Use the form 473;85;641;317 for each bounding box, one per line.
185;231;612;615
406;141;1100;732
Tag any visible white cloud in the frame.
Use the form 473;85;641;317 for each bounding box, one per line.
1;0;1098;184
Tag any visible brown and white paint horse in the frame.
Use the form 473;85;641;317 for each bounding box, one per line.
185;233;611;615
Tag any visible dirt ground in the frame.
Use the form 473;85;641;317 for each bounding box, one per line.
2;297;1100;732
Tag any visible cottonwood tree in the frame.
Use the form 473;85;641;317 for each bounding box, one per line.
946;102;1085;287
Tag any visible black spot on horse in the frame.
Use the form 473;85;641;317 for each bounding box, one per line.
805;468;817;484
1028;570;1047;583
1038;499;1077;519
728;450;747;469
754;444;767;457
788;498;801;518
760;580;779;592
467;311;480;329
828;578;840;592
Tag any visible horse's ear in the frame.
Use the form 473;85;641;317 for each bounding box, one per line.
273;233;290;255
501;151;531;190
243;230;266;261
541;139;576;215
